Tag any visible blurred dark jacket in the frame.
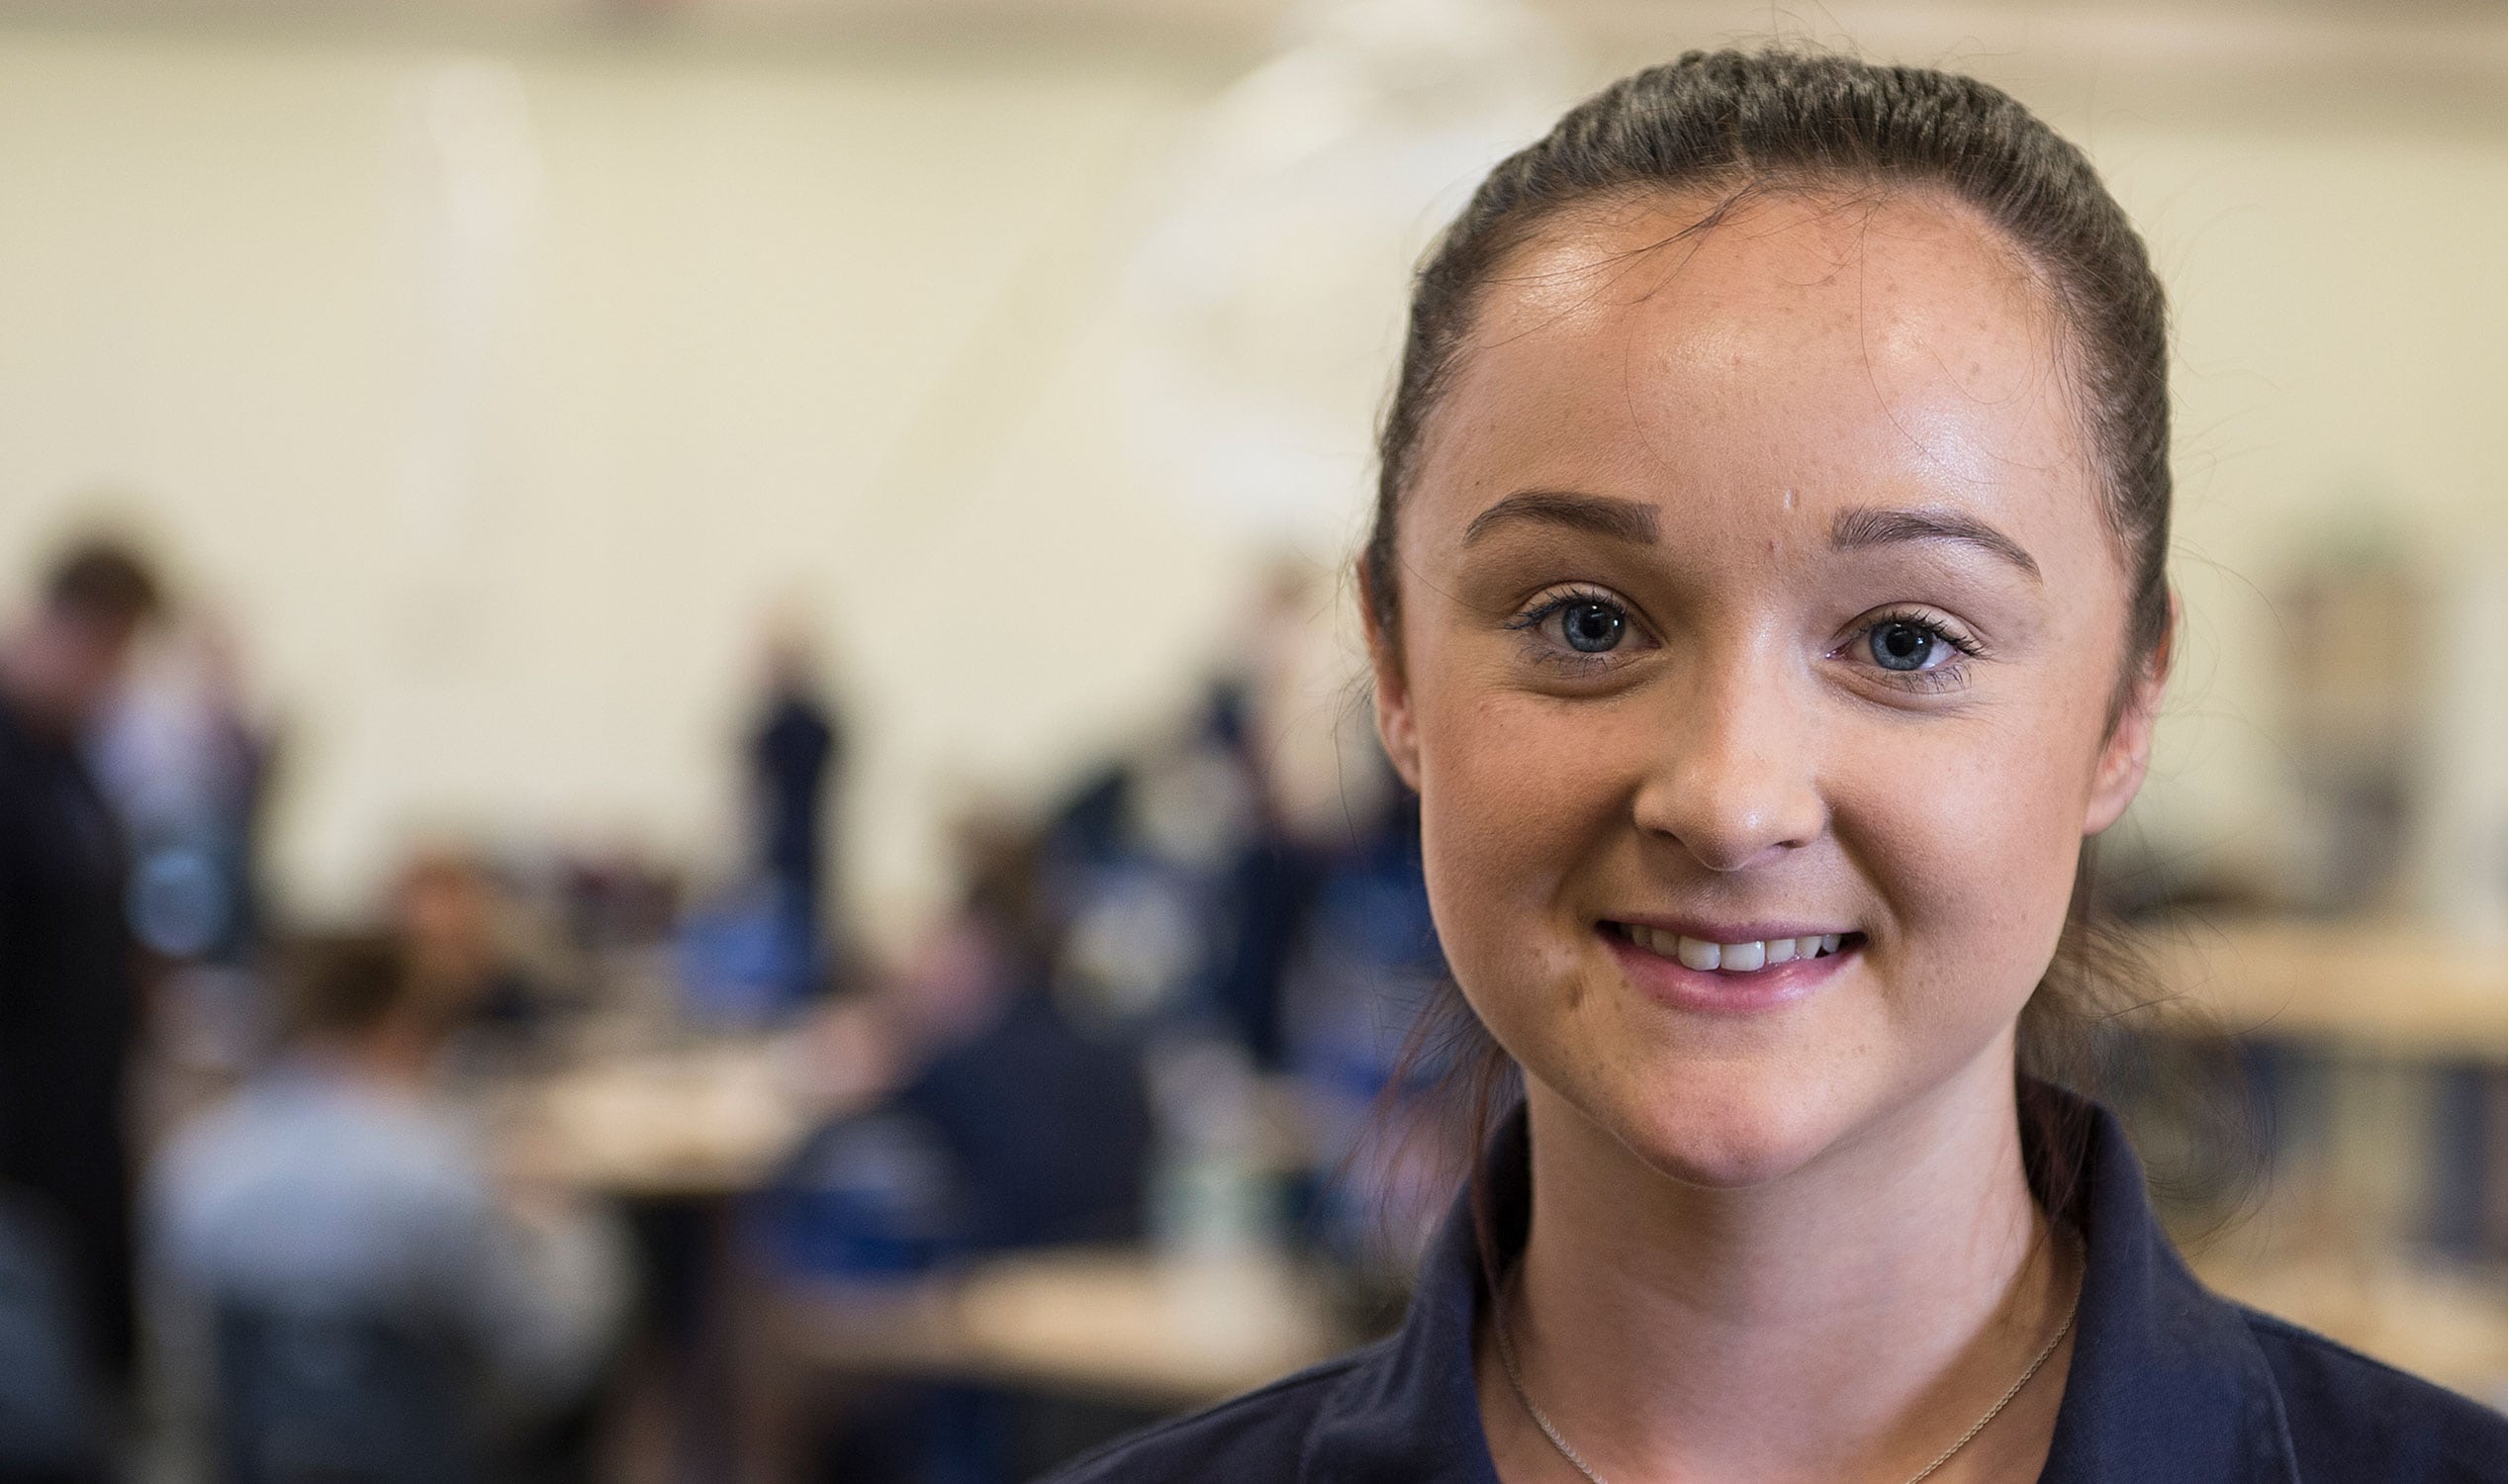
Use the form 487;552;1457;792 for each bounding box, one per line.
0;1192;108;1484
0;692;139;1380
751;690;840;918
894;989;1154;1252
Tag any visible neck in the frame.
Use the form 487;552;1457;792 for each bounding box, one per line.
1487;1042;2077;1483
0;641;65;738
299;1021;441;1092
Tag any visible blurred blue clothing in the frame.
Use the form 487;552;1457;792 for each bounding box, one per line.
147;1063;625;1434
891;991;1154;1252
751;688;840;954
676;883;822;1026
91;678;271;967
1043;1087;2508;1483
757;991;1154;1282
753;691;835;887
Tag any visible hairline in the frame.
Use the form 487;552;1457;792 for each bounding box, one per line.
1373;173;2147;663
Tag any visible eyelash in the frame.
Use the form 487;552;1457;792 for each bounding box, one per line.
1840;606;1986;695
1506;585;1645;675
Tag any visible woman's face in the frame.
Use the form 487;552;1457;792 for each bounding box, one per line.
1370;188;2161;1188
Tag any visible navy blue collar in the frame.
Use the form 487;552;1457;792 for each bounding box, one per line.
1298;1088;2298;1483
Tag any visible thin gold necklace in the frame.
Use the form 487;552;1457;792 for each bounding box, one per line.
1490;1260;2080;1484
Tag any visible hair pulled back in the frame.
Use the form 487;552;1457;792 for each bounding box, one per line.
1365;50;2199;1201
1367;47;2171;672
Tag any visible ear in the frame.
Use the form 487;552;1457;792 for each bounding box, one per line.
1358;564;1423;792
2082;592;2176;837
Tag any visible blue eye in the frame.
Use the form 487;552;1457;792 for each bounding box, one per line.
1558;600;1626;653
1869;619;1939;672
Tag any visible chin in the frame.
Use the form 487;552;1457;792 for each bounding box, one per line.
1571;1054;1875;1190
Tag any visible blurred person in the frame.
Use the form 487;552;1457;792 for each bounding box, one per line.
92;613;281;1104
146;936;627;1484
1274;783;1448;1275
1038;686;1277;1046
747;624;846;1002
92;612;275;972
889;821;1155;1253
1051;50;2508;1484
766;817;1155;1484
0;537;163;1388
765;814;1153;1272
395;850;573;1059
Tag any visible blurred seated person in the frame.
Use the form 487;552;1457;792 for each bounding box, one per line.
397;851;571;1061
767;817;1156;1274
770;825;1158;1483
146;936;626;1482
892;819;1156;1252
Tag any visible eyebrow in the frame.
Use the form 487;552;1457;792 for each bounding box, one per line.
1829;505;2041;581
1462;490;1661;547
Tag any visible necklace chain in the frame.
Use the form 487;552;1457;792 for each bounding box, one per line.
1491;1261;2081;1484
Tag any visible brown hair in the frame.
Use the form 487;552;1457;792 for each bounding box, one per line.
282;935;419;1043
42;537;163;632
1364;49;2202;1233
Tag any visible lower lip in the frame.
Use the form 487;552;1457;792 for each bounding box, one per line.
1602;927;1858;1015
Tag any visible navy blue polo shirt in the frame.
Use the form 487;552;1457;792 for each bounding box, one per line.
1047;1094;2508;1481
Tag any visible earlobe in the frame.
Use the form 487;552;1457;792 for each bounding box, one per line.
2084;594;2177;836
1375;679;1422;793
1358;574;1423;792
2083;706;2152;837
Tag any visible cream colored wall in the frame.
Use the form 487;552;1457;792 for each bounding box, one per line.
0;27;1253;937
3;18;2503;942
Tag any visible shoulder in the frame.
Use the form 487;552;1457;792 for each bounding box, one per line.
1035;1341;1389;1484
150;1082;486;1234
2239;1306;2508;1480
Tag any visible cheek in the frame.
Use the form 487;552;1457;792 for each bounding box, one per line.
1412;683;1624;993
1843;705;2103;1018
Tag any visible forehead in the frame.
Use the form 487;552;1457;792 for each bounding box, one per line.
1412;186;2099;556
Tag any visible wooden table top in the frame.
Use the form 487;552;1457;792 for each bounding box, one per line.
511;1037;814;1200
2133;916;2508;1062
766;1247;1355;1410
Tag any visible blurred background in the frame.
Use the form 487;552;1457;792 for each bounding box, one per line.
2;0;2507;1479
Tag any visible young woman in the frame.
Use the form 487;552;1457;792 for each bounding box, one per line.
1052;50;2508;1482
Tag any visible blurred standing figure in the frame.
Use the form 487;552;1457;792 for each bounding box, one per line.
92;614;275;973
0;538;163;1385
746;628;844;1001
91;614;279;1098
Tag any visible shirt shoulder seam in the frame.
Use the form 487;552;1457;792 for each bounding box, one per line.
2235;1303;2492;1404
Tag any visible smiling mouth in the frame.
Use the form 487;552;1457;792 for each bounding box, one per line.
1605;922;1865;974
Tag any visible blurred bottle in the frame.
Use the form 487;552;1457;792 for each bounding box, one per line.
2410;559;2508;938
1144;1037;1279;1257
2275;527;2424;915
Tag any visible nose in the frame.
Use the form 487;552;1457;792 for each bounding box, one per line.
1628;642;1827;873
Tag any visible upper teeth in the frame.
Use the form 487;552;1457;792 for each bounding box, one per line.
1622;925;1842;972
